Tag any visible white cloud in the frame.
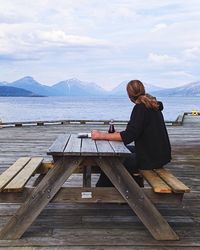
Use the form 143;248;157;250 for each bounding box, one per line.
161;71;193;78
0;0;200;88
183;47;200;59
148;53;179;65
36;30;108;46
151;23;168;32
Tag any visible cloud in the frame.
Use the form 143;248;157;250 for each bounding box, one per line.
0;24;109;61
183;47;200;60
148;53;179;65
151;23;168;32
0;0;200;88
0;54;39;61
36;30;108;46
161;71;193;78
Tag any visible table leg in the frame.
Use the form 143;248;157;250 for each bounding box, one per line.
81;158;95;187
83;166;91;187
0;157;82;240
95;157;179;241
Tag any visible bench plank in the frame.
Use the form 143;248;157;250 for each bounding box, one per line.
141;170;172;193
4;157;43;192
0;157;31;192
154;168;191;193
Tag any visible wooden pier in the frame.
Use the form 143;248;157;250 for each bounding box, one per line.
0;113;200;249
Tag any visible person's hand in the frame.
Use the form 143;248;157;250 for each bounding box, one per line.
91;130;103;140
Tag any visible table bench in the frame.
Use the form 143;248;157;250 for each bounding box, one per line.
0;158;189;204
140;169;190;194
0;157;43;192
0;134;190;241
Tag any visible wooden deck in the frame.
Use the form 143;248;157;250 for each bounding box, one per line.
0;114;200;249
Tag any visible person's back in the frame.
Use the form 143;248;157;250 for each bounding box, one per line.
132;102;171;169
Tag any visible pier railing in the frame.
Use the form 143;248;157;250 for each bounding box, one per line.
0;112;193;128
1;119;126;128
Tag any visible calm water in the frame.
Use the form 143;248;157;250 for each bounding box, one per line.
0;96;200;123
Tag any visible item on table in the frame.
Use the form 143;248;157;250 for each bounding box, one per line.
77;133;92;138
108;119;115;133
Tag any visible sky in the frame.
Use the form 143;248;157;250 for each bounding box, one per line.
0;0;200;90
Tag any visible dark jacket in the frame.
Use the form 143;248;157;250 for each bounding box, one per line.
120;102;171;170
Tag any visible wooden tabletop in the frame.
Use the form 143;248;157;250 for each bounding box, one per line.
47;134;131;157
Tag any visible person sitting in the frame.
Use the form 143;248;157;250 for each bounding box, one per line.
91;80;171;187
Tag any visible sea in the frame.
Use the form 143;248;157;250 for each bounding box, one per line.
0;96;200;123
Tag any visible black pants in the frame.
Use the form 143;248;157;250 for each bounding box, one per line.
96;145;139;187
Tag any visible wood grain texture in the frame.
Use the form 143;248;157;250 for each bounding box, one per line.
0;156;82;240
64;134;81;155
3;157;43;192
96;157;179;240
81;138;97;156
95;140;115;155
0;115;199;247
0;157;31;191
141;170;172;193
154;168;191;193
109;141;131;156
48;134;70;155
0;187;183;205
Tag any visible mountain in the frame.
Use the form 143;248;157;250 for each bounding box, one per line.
7;76;107;96
2;76;200;97
110;80;164;96
52;78;107;96
8;76;55;96
0;81;8;86
153;81;200;96
0;86;40;97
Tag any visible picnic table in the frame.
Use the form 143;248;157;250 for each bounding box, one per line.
0;133;179;240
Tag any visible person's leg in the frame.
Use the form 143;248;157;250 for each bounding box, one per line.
96;145;144;187
96;170;114;187
123;145;144;187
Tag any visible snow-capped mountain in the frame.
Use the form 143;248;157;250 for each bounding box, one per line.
110;80;164;96
153;81;200;96
8;76;55;96
1;76;200;96
52;78;107;96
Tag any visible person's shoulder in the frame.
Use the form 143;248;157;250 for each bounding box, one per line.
134;103;146;110
132;103;147;115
